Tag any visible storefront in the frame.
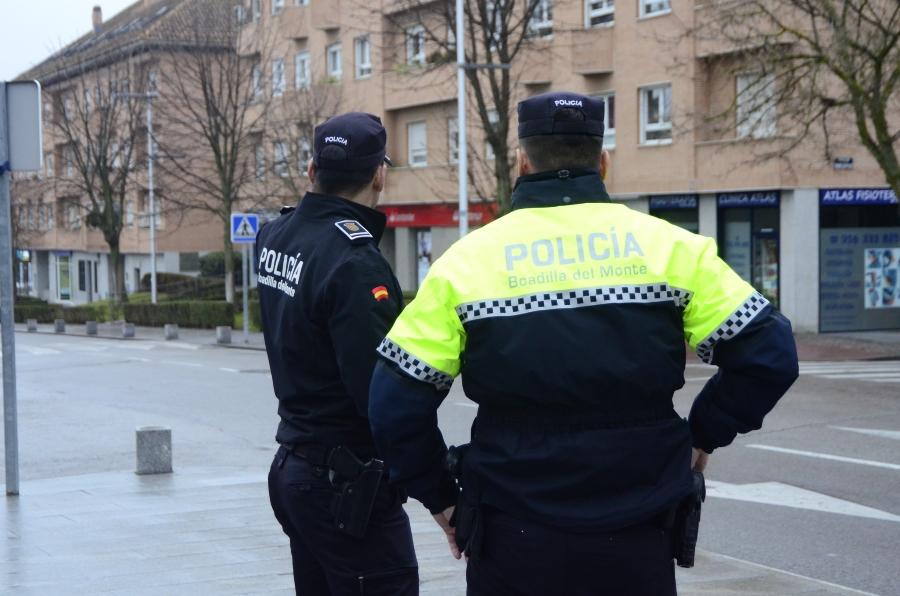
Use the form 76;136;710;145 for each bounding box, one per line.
717;191;781;308
648;195;699;233
819;188;900;332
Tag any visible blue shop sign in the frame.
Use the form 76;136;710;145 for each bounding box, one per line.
649;194;698;210
717;191;780;207
820;188;898;206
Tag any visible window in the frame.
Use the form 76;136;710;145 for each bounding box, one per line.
148;69;158;93
272;0;283;14
274;140;288;177
122;78;130;94
641;0;670;17
252;64;263;102
46;204;55;230
295;0;309;4
485;109;499;160
45;154;54;178
66;148;75;177
355;36;372;78
327;43;343;81
595;92;616;148
43;101;51;125
737;73;776;139
79;261;87;292
295;51;310;90
57;256;71;301
272;58;286;97
255;143;265;179
125;200;134;226
252;0;260;21
408;121;427;166
407;25;426;67
640;84;671;144
38;203;45;230
448;117;459;164
67;203;81;229
64;99;73;121
586;0;614;26
529;0;554;38
235;4;246;23
84;89;92;115
297;138;311;170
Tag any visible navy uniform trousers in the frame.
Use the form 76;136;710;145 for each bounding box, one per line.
466;507;677;596
268;447;419;595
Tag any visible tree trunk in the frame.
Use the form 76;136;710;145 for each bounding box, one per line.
223;217;234;304
495;152;514;216
111;244;128;306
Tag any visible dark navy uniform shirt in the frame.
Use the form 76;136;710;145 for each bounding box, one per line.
256;192;403;458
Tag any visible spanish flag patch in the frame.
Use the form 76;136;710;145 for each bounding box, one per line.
372;286;389;301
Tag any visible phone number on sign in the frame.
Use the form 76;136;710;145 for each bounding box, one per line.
829;233;900;245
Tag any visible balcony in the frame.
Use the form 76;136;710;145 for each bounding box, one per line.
571;27;614;75
518;43;552;85
310;0;340;31
384;63;457;111
279;4;310;39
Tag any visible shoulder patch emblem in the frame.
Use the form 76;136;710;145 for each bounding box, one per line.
335;220;373;241
372;286;389;301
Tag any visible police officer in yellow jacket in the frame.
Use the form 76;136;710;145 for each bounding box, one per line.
368;92;799;595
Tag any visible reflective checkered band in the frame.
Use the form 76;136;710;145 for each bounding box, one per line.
695;292;769;364
455;283;692;325
377;338;454;390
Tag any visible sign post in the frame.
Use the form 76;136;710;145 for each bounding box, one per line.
231;213;259;344
1;80;42;496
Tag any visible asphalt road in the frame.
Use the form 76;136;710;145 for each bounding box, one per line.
1;331;898;595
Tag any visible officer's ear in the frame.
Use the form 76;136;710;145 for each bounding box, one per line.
598;150;611;181
307;158;315;184
372;163;387;193
517;148;533;177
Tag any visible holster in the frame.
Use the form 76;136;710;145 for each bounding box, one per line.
323;446;384;538
667;470;706;568
444;444;484;557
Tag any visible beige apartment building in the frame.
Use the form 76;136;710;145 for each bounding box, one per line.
243;0;900;333
12;0;249;305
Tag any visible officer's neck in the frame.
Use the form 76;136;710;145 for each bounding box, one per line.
313;186;380;209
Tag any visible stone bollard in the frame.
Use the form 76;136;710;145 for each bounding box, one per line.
86;321;98;336
216;326;232;345
122;323;135;338
164;324;179;341
26;319;37;332
135;426;172;475
54;319;65;333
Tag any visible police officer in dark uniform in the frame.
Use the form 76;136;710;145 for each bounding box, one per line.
258;112;417;595
367;92;800;595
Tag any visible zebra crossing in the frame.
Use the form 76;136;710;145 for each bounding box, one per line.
799;360;900;383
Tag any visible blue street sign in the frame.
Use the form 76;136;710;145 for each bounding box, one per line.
231;213;259;243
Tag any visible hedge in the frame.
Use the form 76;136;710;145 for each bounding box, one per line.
123;301;234;329
14;304;64;323
249;299;262;330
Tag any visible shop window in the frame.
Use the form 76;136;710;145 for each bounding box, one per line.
408;121;427;166
718;206;780;308
57;256;71;301
295;51;310;91
407;25;426;67
736;73;776;139
355;36;372;78
640;84;671;144
78;261;87;292
417;230;432;288
272;58;286;97
586;0;614;27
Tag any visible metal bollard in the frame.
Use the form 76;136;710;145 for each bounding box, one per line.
216;326;232;345
26;319;37;332
122;323;135;338
54;319;65;333
86;321;98;336
135;426;172;475
164;324;179;340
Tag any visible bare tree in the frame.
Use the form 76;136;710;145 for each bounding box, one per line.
379;0;552;215
154;0;272;303
678;0;900;198
50;61;144;304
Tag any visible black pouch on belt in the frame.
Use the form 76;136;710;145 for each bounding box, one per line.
670;470;706;568
327;446;384;538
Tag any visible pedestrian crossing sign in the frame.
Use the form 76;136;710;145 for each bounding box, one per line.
231;213;259;243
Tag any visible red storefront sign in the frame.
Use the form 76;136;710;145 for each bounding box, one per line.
380;203;496;228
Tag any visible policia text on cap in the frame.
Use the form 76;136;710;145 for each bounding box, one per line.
369;92;799;595
257;112;418;595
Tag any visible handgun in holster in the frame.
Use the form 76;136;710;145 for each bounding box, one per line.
444;444;483;557
666;470;706;568
327;446;384;538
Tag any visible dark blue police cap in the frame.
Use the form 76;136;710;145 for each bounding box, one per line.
314;112;393;171
518;92;605;139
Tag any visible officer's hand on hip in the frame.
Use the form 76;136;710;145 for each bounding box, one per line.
691;448;710;472
432;506;461;560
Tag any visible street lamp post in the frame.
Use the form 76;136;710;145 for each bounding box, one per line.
112;93;158;303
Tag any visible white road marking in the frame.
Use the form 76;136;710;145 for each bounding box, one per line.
798;360;900;383
19;347;62;355
162;361;202;368
149;341;201;351
219;367;239;373
831;426;900;441
706;479;900;522
820;372;900;379
200;475;267;486
126;357;151;363
455;403;478;408
746;444;900;470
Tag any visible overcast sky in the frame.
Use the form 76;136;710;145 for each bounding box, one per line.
1;0;138;81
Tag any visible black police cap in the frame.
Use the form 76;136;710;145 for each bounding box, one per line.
518;92;605;139
314;112;393;171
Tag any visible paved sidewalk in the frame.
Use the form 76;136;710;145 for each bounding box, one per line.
1;468;876;595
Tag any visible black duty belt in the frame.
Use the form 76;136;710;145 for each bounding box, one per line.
287;442;336;466
476;405;679;428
